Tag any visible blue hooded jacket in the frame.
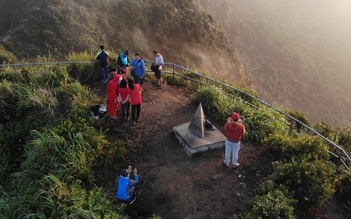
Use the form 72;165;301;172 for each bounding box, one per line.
131;58;146;77
119;52;129;68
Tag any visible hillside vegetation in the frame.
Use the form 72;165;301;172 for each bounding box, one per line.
194;0;351;126
0;55;351;218
0;0;249;86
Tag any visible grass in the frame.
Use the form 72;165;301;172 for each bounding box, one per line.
1;58;351;218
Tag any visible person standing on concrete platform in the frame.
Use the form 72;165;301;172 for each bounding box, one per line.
223;112;246;169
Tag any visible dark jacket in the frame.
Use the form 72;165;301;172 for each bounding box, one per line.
96;50;109;67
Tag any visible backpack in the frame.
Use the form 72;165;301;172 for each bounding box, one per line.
205;119;213;130
151;63;158;72
117;55;123;67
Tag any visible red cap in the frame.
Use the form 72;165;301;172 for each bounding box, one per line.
232;113;240;121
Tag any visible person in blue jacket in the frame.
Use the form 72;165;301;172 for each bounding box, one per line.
118;50;130;77
116;165;139;203
131;53;146;85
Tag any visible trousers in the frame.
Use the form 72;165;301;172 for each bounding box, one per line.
224;139;241;166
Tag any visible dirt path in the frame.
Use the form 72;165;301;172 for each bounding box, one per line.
90;81;271;219
90;80;346;218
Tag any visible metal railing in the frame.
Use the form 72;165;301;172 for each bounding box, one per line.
2;60;350;169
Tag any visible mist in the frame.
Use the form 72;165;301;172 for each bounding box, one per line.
194;0;351;126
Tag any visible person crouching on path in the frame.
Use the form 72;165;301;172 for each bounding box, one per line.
106;74;120;119
127;79;142;125
131;53;146;86
118;78;130;121
223;112;246;169
116;166;139;204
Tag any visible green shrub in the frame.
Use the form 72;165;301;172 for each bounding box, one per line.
287;110;311;132
263;135;330;162
335;126;351;153
313;122;337;141
336;172;351;218
272;159;337;209
250;189;297;219
0;124;11;182
0;45;17;64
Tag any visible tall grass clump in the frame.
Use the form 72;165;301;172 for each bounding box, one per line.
66;49;120;83
0;45;17;64
163;73;191;87
192;85;252;122
0;60;129;218
0;67;27;83
244;109;287;144
66;51;97;83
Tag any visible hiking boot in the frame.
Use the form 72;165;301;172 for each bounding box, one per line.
223;161;228;167
232;163;240;169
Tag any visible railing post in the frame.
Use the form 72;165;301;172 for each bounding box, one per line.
289;119;294;133
172;64;175;80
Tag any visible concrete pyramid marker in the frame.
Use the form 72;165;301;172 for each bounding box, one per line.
188;103;205;138
173;102;225;155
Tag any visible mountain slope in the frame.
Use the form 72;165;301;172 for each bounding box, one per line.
0;0;249;86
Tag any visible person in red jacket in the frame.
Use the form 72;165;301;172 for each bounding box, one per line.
106;74;120;118
223;112;246;169
127;79;142;125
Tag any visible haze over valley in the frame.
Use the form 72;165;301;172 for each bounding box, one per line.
195;0;351;126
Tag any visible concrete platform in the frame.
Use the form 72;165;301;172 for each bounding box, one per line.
173;122;226;155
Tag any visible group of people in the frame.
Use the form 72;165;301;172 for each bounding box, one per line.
97;44;246;203
96;45;164;124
